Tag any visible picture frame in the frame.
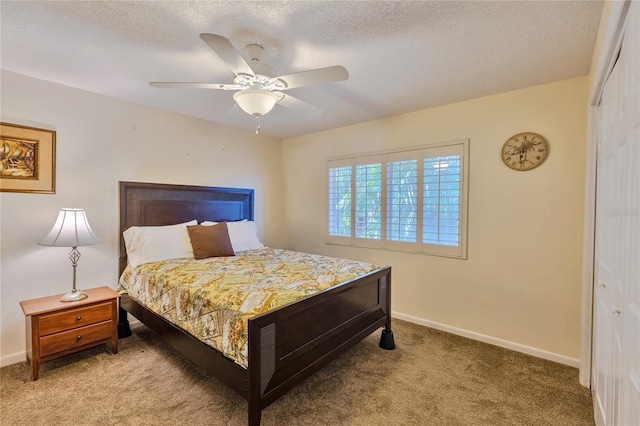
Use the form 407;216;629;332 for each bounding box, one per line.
0;122;56;194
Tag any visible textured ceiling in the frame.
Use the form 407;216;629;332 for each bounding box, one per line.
1;1;603;139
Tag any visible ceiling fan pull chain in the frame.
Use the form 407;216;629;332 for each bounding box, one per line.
255;115;261;136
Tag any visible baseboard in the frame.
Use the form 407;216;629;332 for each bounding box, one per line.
392;311;580;368
1;351;26;368
3;316;576;368
1;318;142;368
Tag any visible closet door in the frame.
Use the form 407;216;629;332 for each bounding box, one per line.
594;54;621;426
593;2;640;425
618;2;640;425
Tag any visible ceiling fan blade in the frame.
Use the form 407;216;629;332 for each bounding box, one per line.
199;33;255;77
149;82;238;90
277;93;322;116
277;65;349;90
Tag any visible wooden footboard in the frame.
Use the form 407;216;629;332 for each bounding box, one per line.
246;266;393;426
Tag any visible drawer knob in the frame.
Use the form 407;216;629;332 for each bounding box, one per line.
76;316;82;321
76;335;82;340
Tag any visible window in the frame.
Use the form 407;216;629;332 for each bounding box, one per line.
327;140;468;258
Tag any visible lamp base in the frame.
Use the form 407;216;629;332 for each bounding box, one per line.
60;290;88;302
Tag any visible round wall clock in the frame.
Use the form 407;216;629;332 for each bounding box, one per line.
501;132;549;171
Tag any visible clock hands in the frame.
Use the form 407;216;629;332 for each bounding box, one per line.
501;132;548;171
519;147;527;163
506;141;539;165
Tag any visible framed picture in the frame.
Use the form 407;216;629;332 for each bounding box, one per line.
0;122;56;194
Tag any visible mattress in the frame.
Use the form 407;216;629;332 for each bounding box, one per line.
118;247;379;367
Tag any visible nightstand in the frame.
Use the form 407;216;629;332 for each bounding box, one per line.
20;286;119;380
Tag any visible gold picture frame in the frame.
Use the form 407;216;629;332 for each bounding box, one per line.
0;122;56;194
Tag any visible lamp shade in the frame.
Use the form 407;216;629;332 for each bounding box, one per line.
233;89;281;117
38;208;101;247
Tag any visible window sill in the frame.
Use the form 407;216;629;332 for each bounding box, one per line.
324;241;467;260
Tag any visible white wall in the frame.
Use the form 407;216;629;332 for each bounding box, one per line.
0;70;283;364
281;77;588;364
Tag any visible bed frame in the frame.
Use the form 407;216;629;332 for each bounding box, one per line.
117;181;395;426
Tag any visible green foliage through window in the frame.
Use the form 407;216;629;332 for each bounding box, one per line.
328;166;351;237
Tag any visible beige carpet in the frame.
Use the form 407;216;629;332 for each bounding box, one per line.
1;319;593;425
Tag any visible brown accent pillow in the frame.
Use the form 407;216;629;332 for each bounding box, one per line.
187;222;235;259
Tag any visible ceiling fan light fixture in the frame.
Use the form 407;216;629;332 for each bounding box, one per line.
233;89;281;117
151;34;349;133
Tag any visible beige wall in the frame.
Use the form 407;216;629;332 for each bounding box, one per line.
0;70;283;363
282;77;588;362
0;70;588;365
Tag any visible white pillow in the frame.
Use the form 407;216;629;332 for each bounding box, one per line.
123;220;197;267
201;220;264;252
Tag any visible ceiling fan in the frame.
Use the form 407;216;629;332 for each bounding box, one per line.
150;33;349;134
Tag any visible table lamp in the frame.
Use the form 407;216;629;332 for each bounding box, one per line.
38;208;101;302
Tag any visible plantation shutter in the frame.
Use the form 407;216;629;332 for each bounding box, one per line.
353;156;384;248
328;164;352;238
327;140;467;258
422;144;464;257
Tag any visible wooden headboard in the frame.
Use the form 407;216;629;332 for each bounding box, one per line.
119;181;254;275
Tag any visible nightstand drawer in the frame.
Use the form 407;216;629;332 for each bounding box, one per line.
21;286;119;380
39;302;113;336
40;320;113;357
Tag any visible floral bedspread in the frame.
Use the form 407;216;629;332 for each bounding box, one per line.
118;247;379;368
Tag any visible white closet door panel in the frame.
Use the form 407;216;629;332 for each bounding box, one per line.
620;2;640;425
594;56;620;425
593;2;640;425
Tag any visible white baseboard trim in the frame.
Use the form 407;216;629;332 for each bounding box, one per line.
1;351;26;368
392;311;580;368
3;316;577;368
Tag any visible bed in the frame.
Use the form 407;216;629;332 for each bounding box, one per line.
116;181;395;426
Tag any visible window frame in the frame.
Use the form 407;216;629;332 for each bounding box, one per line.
326;139;469;259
